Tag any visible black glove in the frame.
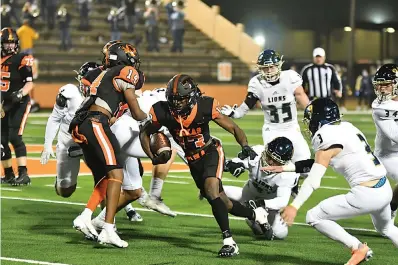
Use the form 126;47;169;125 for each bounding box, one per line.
135;70;145;90
224;160;245;178
10;90;23;104
238;145;257;160
151;150;171;165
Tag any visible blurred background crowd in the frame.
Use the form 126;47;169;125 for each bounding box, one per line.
2;0;397;111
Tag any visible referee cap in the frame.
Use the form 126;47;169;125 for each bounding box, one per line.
313;47;325;57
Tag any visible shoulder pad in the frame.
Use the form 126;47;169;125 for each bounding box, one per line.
312;124;342;152
18;54;34;69
56;93;67;108
252;145;264;156
118;66;140;86
372;100;398;120
248;75;261;95
286;70;302;84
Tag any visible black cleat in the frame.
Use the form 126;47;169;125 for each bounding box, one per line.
1;171;16;184
12;172;31;186
218;244;239;258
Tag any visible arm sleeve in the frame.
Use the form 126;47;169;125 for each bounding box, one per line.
231;102;250;118
374;118;398;144
330;65;342;92
295;159;315;173
264;186;292;210
44;105;64;148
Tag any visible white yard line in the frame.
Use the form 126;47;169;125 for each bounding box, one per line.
0;196;377;233
1;188;22;192
0;257;71;265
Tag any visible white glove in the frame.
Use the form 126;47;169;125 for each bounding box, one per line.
220;104;238;117
40;145;55;165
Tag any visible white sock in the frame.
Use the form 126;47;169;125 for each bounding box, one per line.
81;208;93;219
97;207;106;221
150;178;164;198
124;204;134;213
223;237;235;246
103;222;114;232
314;220;361;249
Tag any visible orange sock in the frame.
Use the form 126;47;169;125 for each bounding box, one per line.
86;178;108;211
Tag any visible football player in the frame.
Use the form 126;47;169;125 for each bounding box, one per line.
223;137;298;240
371;64;398;219
263;98;398;265
69;42;148;247
1;27;35;185
140;74;270;257
220;49;310;165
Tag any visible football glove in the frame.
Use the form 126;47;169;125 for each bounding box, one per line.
220;104;238;117
40;145;55;165
151;150;171;165
10;90;23;104
224;160;245;178
238;145;257;160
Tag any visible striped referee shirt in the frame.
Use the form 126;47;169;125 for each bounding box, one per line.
300;63;342;98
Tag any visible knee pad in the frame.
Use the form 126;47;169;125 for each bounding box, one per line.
1;143;11;160
9;133;26;157
306;208;321;226
273;223;288;240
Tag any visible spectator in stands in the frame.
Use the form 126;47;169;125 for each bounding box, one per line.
144;0;160;52
170;1;185;53
355;69;374;110
40;0;47;22
107;7;123;41
78;0;91;31
57;5;72;51
165;0;174;30
45;0;57;30
17;19;39;55
123;0;137;32
1;0;21;27
22;1;40;27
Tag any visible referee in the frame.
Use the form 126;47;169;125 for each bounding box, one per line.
301;47;342;99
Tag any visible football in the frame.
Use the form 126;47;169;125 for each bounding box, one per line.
150;132;172;156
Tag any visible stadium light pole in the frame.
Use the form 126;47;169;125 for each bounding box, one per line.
348;0;356;88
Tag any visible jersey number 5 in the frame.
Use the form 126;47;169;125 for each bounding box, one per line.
357;134;380;166
1;72;10;92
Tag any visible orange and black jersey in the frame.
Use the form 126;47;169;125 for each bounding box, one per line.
1;52;34;99
81;66;104;86
88;64;141;117
149;96;221;153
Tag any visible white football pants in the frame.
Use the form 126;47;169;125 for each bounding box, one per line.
224;184;288;240
306;178;398;249
378;154;398;182
55;129;80;189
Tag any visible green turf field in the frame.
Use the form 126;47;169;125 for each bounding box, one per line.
1;112;398;265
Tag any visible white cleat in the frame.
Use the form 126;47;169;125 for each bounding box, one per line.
137;188;149;207
91;216;118;232
143;195;177;217
126;210;143;222
98;228;128;248
73;215;99;240
253;207;269;225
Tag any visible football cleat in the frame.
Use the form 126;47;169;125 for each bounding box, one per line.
345;243;373;265
245;219;264;236
73;214;98;240
137;188;149;207
143;195;177;217
126;210;143;222
218;244;239;258
11;170;30;186
91;216;118;232
98;228;128;248
1;171;16;184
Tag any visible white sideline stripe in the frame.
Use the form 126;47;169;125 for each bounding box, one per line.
0;196;377;233
164;180;189;184
44;185;81;189
0;257;70;265
1;188;21;192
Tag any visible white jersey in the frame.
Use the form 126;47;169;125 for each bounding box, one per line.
312;122;386;187
372;99;398;156
248;70;302;129
232;145;298;209
44;84;83;148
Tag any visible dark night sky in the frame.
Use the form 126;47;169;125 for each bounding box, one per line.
202;0;398;35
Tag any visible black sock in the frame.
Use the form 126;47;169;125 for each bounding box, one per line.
209;197;231;237
391;202;398;212
18;166;27;174
4;167;13;175
229;200;255;220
